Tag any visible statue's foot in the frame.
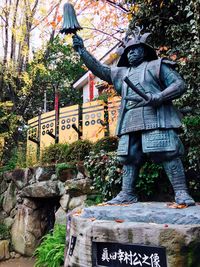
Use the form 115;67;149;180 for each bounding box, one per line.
107;191;138;205
175;190;195;206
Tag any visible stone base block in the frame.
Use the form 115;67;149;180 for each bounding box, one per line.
0;240;10;260
64;203;200;267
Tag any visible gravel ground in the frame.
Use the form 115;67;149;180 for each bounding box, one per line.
0;257;35;267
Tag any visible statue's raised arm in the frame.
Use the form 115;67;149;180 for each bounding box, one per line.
72;35;112;84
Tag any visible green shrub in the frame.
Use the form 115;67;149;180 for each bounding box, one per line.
41;143;69;164
16;145;27;168
0;148;18;173
41;140;92;165
34;224;66;267
179;115;200;200
84;151;122;200
65;140;93;162
182;115;200;172
85;194;104;206
56;162;76;177
136;162;163;197
0;223;10;240
92;136;118;154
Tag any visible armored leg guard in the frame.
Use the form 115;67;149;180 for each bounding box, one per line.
163;158;195;206
107;164;138;205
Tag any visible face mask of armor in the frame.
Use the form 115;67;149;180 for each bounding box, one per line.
127;46;145;67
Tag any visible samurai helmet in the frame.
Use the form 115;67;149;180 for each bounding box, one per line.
117;26;158;67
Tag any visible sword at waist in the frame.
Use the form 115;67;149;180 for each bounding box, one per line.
124;76;150;101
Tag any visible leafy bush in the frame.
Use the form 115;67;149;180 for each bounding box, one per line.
92;136;118;154
56;162;77;177
0;148;18;173
41;143;69;164
85;194;104;206
65;140;93;162
34;224;66;267
181;115;200;200
182;115;200;172
136;162;163;198
0;223;10;240
41;140;92;165
16;145;27;169
84;151;122;200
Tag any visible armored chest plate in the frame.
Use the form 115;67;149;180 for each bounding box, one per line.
126;63;146;110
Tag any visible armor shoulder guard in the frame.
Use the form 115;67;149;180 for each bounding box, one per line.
147;58;177;81
146;58;162;80
162;57;177;69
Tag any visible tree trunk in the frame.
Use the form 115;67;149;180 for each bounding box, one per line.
10;0;20;61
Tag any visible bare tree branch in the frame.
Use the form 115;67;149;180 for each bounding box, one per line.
83;26;123;43
31;3;59;31
104;0;129;13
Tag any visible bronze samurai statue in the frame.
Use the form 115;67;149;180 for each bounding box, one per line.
73;27;195;206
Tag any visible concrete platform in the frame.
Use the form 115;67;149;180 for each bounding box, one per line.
64;202;200;267
82;202;200;225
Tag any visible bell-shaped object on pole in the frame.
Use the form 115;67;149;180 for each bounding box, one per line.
60;2;82;34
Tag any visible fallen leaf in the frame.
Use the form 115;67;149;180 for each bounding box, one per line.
97;203;107;206
167;202;188;209
89;217;96;221
72;209;83;216
115;219;124;223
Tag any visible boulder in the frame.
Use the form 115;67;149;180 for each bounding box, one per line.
58;168;77;182
55;207;67;225
11;199;48;256
2;182;17;214
10;207;18;218
0;179;8;195
4;217;14;229
0;173;3;184
23;168;35;186
68;195;87;210
76;172;85;180
60;194;70;211
2;172;12;183
20;181;62;198
0;240;10;260
50;174;57;181
9;169;26;189
57;181;65;196
0;211;7;224
23;198;37;209
3;168;34;190
35;166;55;182
65;178;95;197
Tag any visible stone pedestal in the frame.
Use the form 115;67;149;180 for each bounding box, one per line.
64;202;200;267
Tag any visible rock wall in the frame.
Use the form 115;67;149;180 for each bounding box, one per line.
0;165;94;260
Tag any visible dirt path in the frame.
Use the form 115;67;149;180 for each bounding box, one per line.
0;257;35;267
